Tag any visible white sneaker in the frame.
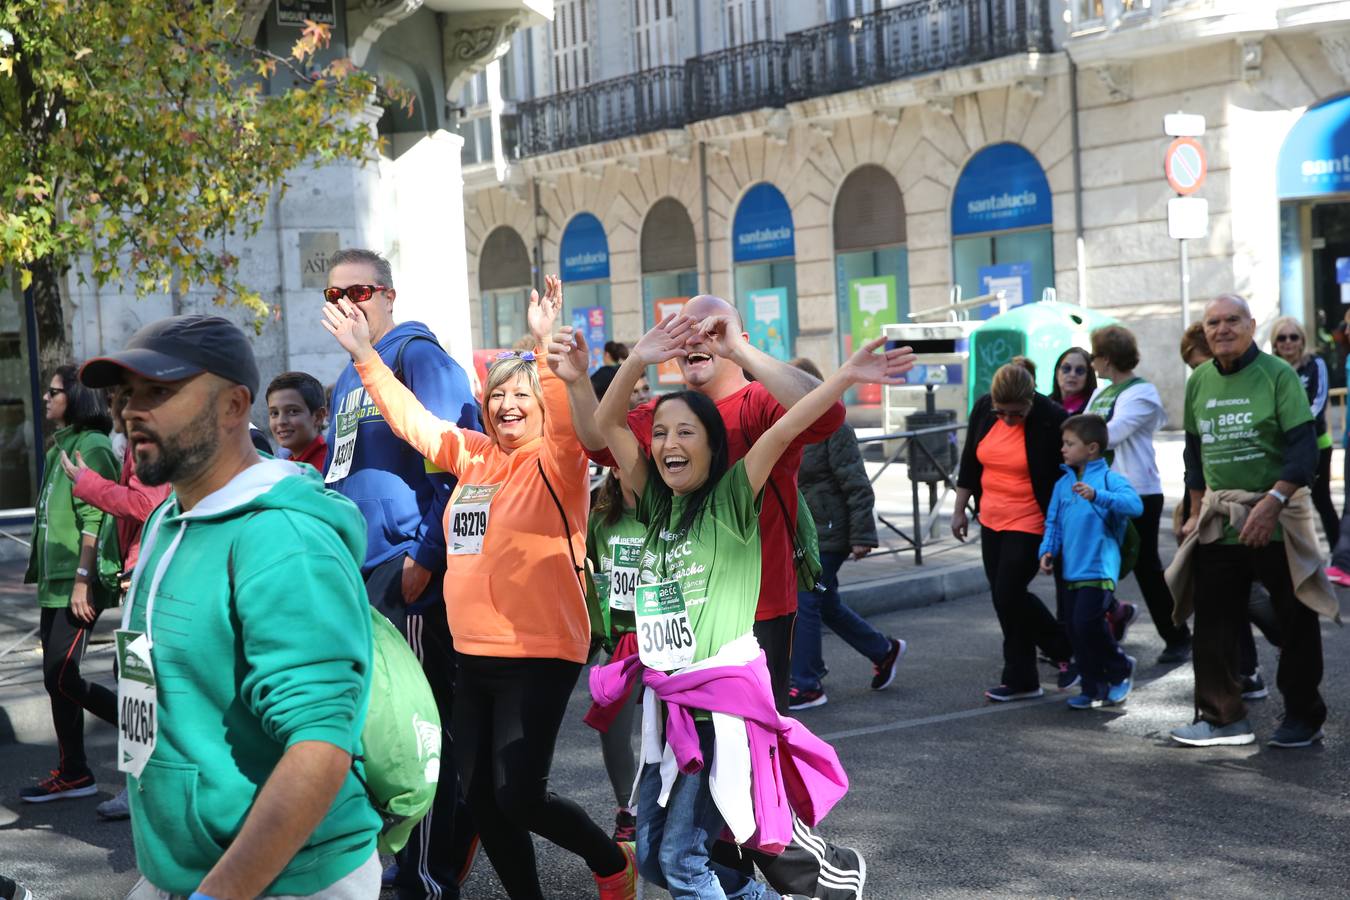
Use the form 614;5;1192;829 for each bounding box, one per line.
96;787;130;820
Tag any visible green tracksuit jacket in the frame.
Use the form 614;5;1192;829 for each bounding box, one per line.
123;459;380;896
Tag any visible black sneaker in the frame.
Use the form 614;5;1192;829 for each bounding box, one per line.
788;686;828;710
1269;719;1325;749
985;684;1044;702
1157;641;1192;665
612;807;636;842
1056;661;1081;691
1241;670;1269;700
870;638;907;691
1109;602;1137;643
19;769;97;804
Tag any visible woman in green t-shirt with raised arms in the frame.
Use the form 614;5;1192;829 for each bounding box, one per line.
550;315;913;900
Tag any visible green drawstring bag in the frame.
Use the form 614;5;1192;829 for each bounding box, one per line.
353;607;442;854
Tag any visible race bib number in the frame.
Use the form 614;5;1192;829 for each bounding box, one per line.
449;484;500;555
609;541;642;612
635;580;696;670
324;407;360;484
116;630;156;778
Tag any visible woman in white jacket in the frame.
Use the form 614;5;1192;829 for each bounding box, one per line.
1087;325;1193;664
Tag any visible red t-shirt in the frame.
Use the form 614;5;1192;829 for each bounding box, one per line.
591;382;846;621
292;434;329;472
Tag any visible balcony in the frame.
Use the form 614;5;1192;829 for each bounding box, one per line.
510;0;1055;159
686;40;790;122
788;0;1054;98
516;66;685;156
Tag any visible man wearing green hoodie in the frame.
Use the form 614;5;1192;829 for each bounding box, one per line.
81;315;381;900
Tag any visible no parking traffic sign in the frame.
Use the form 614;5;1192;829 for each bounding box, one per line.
1165;138;1207;195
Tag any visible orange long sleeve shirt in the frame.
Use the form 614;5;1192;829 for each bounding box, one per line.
355;353;591;663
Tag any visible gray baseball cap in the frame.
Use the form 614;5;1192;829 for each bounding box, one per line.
80;314;261;399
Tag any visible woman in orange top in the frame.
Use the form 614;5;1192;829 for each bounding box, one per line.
323;276;637;900
952;362;1073;702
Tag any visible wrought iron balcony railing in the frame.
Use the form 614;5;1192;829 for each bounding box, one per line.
510;0;1055;158
786;0;1054;99
685;40;789;123
515;66;685;156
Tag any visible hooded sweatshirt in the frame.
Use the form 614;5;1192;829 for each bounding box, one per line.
123;460;380;896
26;426;120;608
1038;458;1143;585
324;321;481;581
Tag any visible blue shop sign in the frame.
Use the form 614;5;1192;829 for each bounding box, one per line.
1278;94;1350;199
733;183;795;263
951;143;1052;236
560;213;610;282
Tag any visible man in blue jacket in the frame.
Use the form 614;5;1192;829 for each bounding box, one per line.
323;248;481;899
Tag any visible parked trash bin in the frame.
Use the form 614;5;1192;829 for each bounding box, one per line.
967;301;1118;408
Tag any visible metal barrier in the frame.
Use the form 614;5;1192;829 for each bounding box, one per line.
857;421;966;566
0;529;30;549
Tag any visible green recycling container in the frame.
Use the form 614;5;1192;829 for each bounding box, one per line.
967;302;1119;409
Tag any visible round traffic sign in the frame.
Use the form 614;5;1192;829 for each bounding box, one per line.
1165;137;1207;195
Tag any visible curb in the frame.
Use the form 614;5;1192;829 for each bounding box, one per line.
840;560;986;618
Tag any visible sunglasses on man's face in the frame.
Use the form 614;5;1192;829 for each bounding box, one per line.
1059;364;1087;376
323;284;387;304
1275;333;1302;343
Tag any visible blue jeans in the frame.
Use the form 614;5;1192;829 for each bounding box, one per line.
791;550;890;692
1067;585;1131;698
637;722;775;900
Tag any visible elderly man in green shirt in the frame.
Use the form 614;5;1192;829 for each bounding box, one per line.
1172;294;1330;749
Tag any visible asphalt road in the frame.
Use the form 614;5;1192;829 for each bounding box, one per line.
2;575;1347;899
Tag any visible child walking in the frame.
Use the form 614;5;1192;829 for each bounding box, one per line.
1038;414;1143;709
550;314;914;899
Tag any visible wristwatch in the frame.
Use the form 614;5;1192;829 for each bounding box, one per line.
1267;488;1289;507
76;566;90;578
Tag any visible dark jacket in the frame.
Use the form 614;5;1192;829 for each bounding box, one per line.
800;424;879;555
324;321;481;588
957;393;1067;515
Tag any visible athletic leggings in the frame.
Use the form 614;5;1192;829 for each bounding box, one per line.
40;606;117;776
452;654;625;899
596;648;640;808
1313;445;1339;547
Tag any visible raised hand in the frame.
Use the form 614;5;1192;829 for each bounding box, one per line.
60;449;88;482
547;326;591;384
528;274;564;344
690;314;745;360
633;313;697;365
321;297;376;364
839;336;917;385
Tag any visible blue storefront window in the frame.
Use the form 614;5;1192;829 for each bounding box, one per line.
951;143;1055;308
1277;93;1350;200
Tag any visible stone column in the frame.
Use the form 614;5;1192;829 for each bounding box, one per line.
388;129;476;375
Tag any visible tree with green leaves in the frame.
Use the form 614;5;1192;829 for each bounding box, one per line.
0;0;410;375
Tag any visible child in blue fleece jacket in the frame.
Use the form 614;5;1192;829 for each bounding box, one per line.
1039;414;1143;709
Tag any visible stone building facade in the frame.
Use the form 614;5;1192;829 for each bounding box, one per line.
465;0;1350;425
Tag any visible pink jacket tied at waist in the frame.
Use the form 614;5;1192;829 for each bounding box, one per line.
589;643;848;854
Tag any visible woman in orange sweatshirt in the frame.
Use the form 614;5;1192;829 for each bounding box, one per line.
322;275;637;900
